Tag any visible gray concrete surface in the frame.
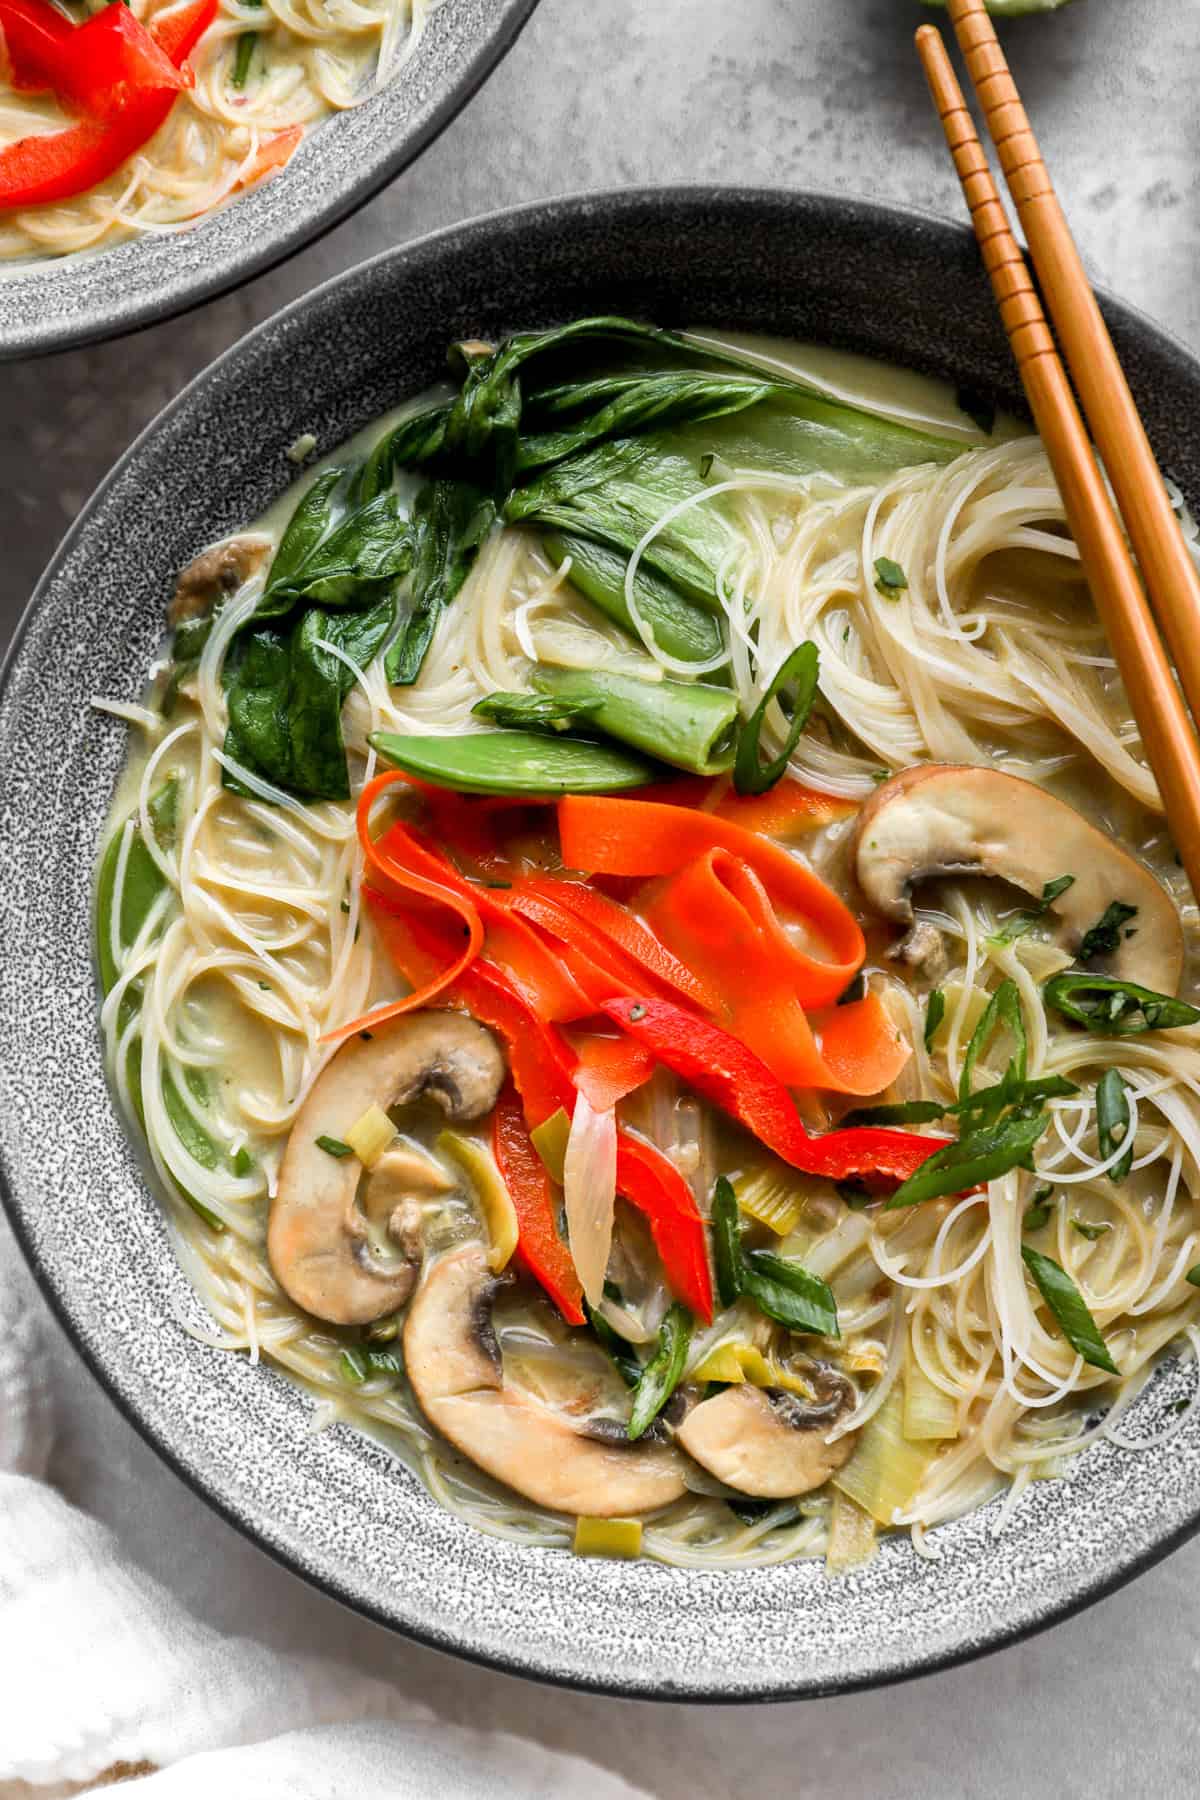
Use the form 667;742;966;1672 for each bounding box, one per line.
3;0;1200;1793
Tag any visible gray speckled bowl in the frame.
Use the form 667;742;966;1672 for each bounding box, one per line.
0;0;537;360
4;188;1200;1699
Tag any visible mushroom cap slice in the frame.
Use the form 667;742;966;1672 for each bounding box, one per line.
268;1012;504;1326
676;1382;857;1498
405;1245;688;1517
852;764;1184;994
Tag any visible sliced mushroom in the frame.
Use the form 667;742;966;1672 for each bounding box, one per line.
268;1012;504;1325
168;534;271;626
676;1374;857;1499
405;1245;688;1516
852;764;1183;994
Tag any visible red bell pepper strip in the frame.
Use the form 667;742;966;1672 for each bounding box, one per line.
0;0;188;114
0;0;214;212
641;847;909;1094
615;1133;713;1321
558;796;863;1008
570;1032;656;1111
493;1083;584;1326
147;0;217;65
600;995;948;1185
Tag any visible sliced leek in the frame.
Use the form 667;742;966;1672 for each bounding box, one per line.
345;1103;398;1169
438;1130;519;1272
573;1516;643;1559
903;1345;960;1442
832;1384;935;1525
734;1167;806;1237
826;1490;878;1574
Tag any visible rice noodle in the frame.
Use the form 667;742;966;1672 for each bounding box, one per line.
0;0;442;263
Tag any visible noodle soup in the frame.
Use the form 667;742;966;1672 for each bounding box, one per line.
94;320;1200;1570
0;0;439;261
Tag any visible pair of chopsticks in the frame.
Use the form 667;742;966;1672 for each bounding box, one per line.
916;1;1200;904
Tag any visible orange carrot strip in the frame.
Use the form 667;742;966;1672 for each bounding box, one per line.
559;796;863;1007
322;772;484;1044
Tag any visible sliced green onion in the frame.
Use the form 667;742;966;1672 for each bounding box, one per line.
627;1303;691;1439
732;640;819;796
316;1134;354;1158
1043;972;1200;1036
873;556;907;597
339;1346;369;1384
1072;1218;1111;1241
1095;1067;1133;1183
886;1110;1049;1209
924;988;945;1052
1021;1245;1118;1375
743;1249;839;1338
232;30;256;87
711;1174;744;1308
960;977;1026;1102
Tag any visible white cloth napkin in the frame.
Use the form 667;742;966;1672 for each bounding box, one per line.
0;1251;648;1799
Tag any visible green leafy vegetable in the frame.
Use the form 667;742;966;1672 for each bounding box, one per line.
516;371;778;476
532;665;738;775
542;531;724;666
472;691;599;734
1079;901;1139;962
370;728;657;795
1095;1067;1133;1183
1021;1246;1119;1374
733;640;820;796
1186;1266;1200;1289
886;1110;1050;1210
628;1304;692;1439
1043;972;1200;1036
873;557;907;598
385;480;495;685
924;989;945;1052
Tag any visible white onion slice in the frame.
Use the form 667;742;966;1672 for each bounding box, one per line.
563;1094;618;1308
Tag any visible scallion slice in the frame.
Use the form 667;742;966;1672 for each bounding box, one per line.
733;640;819;796
1021;1245;1118;1375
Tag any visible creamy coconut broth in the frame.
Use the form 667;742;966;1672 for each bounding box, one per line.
94;324;1200;1570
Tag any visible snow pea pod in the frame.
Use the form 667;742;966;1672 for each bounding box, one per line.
531;665;737;776
369;728;657;795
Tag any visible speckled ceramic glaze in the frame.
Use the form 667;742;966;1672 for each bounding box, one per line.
0;0;537;360
5;190;1200;1699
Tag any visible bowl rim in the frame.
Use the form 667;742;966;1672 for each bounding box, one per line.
6;182;1200;1702
0;0;540;362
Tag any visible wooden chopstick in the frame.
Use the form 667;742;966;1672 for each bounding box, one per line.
944;0;1200;739
915;23;1200;905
